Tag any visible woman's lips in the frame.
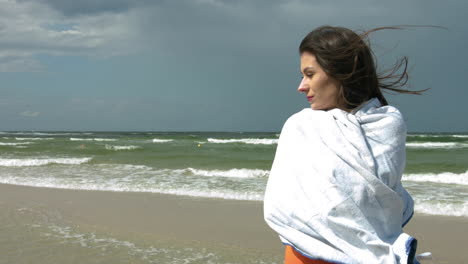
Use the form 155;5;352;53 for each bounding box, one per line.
307;96;314;102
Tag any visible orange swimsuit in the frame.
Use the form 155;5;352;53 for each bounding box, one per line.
284;246;334;264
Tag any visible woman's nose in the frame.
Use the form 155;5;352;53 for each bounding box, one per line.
297;78;308;93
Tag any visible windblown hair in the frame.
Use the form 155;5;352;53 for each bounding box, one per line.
299;25;427;110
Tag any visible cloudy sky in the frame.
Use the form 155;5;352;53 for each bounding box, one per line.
1;0;466;132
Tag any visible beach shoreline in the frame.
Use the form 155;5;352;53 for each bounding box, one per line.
1;183;467;263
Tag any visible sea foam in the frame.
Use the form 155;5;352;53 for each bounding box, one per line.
50;226;198;260
452;135;468;138
406;142;468;148
33;223;221;263
207;138;278;145
70;138;117;142
0;175;263;201
15;137;54;140
408;134;446;138
105;145;141;151
415;201;468;217
403;171;468;185
0;142;33;146
152;139;174;143
407;134;468;138
4;132;93;136
0;157;92;167
185;168;269;178
114;167;269;179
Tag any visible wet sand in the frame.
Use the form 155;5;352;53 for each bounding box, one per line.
1;183;467;263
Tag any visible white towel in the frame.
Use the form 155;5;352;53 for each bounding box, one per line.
264;98;416;264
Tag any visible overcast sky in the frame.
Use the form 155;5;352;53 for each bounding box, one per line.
1;0;467;132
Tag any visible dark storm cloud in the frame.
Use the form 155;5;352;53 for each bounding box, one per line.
2;0;467;131
18;0;153;16
116;0;464;57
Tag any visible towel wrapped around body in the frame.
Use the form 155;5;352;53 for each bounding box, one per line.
264;98;416;264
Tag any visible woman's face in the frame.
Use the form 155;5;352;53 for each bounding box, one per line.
298;52;342;111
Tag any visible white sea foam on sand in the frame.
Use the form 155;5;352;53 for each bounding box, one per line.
414;200;468;217
0;174;263;201
31;223;222;264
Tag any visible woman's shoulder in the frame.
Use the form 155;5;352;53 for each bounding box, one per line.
281;108;327;131
354;99;405;125
356;102;407;142
287;108;330;122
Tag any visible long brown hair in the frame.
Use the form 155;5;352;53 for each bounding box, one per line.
299;25;427;110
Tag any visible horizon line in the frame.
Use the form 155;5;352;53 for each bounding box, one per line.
1;130;467;134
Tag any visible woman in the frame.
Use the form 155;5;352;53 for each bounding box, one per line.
264;26;423;264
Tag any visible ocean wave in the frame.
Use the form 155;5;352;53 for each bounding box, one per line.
0;142;33;146
109;164;153;170
15;137;54;140
70;138;93;141
70;138;117;142
408;134;445;138
406;142;468;148
5;172;468;212
0;177;263;201
2;163;467;210
106;166;269;179
409;134;468;139
2;132;93;136
91;165;267;179
0;164;265;200
105;145;141;151
151;189;263;200
94;138;117;142
452;135;468;138
414;201;468;217
402;171;468;185
184;168;269;178
152;139;174;143
207;138;278;145
408;134;453;138
0;157;92;167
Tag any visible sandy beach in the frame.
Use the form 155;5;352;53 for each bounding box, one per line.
1;183;467;263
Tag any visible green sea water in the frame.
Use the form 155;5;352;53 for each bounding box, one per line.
1;131;467;263
1;131;467;214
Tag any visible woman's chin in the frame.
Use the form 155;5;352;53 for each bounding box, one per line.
310;104;322;110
